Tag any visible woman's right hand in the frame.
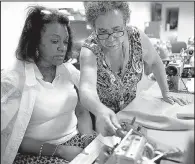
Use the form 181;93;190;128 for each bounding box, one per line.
95;109;121;136
56;145;83;161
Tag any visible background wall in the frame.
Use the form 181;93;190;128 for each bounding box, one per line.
160;2;194;42
128;2;151;31
1;2;194;69
1;2;152;69
1;2;84;69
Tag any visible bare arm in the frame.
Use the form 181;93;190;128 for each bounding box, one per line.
139;33;189;105
122;30;172;111
79;47;110;117
75;101;93;135
20;137;83;161
139;30;169;96
79;47;121;135
19;138;57;156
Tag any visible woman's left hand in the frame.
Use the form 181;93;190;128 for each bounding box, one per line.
162;92;190;106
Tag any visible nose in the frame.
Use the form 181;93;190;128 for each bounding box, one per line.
107;34;115;42
57;43;67;52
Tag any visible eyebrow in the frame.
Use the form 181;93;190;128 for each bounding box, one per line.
98;28;108;32
98;26;123;32
50;34;69;40
112;26;123;30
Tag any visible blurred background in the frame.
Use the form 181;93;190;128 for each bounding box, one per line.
1;2;194;82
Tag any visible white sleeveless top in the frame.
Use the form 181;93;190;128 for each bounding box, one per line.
24;62;80;144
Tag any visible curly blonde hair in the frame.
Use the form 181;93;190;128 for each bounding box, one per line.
84;1;131;27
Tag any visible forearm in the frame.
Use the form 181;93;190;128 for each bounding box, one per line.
77;108;93;135
20;137;83;161
20;137;57;156
151;58;169;96
80;87;110;117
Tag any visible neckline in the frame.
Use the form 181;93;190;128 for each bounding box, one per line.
33;63;66;84
102;28;133;81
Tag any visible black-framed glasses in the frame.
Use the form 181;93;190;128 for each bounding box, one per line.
96;31;125;40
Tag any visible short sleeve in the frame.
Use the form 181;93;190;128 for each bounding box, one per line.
1;70;21;131
64;63;80;89
82;32;102;56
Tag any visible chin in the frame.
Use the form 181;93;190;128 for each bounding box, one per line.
106;45;119;51
54;61;64;66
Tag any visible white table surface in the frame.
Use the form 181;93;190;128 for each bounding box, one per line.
119;82;194;152
71;81;194;164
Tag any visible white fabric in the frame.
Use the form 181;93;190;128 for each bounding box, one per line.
1;61;38;164
1;60;80;164
24;63;79;144
118;82;194;130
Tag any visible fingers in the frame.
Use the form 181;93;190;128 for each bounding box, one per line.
172;97;185;106
102;114;121;136
105;118;117;136
179;96;192;105
163;97;175;105
178;98;187;105
96;117;116;137
164;95;190;106
171;97;190;106
110;114;121;129
95;121;107;136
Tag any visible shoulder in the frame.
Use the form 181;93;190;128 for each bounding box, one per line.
1;69;22;104
132;28;158;64
127;26;150;44
1;60;26;98
83;31;97;45
131;27;152;48
82;32;101;56
1;71;21;88
126;26;141;38
127;26;152;51
1;60;25;88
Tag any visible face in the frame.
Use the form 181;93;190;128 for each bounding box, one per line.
94;10;126;51
38;23;69;66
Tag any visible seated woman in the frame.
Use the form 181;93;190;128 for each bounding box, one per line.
1;6;96;164
79;1;190;136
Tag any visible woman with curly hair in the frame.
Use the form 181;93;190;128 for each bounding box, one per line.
79;1;189;136
1;5;96;164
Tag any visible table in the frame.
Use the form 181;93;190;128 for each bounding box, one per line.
121;82;194;151
71;82;194;164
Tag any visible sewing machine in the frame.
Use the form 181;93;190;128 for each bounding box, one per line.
166;48;194;92
93;118;164;164
70;117;183;164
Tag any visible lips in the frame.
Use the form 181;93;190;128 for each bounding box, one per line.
55;55;64;57
107;45;116;47
106;44;119;48
54;55;65;60
106;42;120;48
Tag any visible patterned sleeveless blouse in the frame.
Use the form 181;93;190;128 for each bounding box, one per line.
82;26;143;113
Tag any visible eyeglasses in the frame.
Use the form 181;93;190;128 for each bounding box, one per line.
96;31;125;40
